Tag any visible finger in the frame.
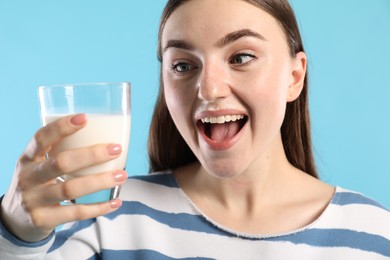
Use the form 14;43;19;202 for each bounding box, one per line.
23;170;128;208
29;143;122;184
21;114;87;162
29;199;123;231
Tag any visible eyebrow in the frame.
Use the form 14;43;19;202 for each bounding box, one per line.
163;40;194;53
216;29;267;47
162;28;267;53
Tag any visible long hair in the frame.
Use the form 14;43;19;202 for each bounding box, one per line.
148;0;318;178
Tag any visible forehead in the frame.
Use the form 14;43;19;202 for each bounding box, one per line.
162;0;285;45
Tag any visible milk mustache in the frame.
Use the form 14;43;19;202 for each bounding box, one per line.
43;114;131;179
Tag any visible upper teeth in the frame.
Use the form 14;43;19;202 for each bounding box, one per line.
201;115;245;124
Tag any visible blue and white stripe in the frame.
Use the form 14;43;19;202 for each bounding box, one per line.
1;172;390;259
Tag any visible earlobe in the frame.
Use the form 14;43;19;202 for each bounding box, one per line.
287;51;307;102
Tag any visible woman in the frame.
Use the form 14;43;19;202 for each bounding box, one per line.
1;0;389;259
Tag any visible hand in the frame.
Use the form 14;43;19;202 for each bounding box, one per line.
0;114;128;242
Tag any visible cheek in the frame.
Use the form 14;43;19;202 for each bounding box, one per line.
163;78;200;151
244;69;288;106
240;67;289;128
163;74;195;129
164;86;182;122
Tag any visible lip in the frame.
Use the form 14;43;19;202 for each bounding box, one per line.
195;109;248;151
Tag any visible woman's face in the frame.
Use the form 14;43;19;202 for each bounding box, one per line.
161;0;306;178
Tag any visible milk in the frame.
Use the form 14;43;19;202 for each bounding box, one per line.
43;114;131;179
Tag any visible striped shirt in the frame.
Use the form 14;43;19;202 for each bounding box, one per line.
1;172;390;259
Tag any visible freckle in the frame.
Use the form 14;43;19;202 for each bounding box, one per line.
200;25;208;31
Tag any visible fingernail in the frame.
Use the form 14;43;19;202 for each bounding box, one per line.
110;199;122;209
107;144;122;156
70;114;87;126
113;171;127;182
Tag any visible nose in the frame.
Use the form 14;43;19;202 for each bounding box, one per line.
197;61;230;101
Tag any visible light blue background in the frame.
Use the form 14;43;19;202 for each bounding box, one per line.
0;1;389;207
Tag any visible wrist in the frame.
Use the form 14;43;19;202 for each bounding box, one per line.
0;195;54;243
1;196;55;247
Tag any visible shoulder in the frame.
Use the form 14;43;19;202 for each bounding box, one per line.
331;187;389;213
120;171;180;199
318;187;390;238
125;171;179;188
116;171;194;215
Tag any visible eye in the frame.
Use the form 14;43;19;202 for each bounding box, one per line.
171;61;196;74
230;53;256;65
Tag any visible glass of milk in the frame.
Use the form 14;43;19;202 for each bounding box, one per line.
38;82;131;204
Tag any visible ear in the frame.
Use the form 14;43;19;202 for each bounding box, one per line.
287;51;307;102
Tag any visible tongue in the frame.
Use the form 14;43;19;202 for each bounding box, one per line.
209;121;241;141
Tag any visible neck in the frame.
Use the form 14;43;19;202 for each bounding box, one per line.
173;135;334;235
177;135;304;217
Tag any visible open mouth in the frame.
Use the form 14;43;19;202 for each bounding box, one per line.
197;114;248;142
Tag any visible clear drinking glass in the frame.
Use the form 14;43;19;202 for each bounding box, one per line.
38;82;131;204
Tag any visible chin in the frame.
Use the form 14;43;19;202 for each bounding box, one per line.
200;159;245;180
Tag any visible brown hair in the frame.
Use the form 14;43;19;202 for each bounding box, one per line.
148;0;318;178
